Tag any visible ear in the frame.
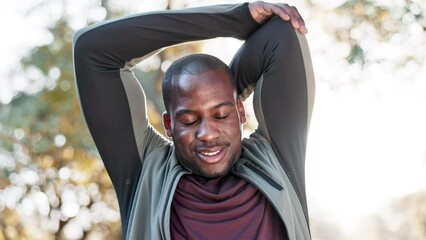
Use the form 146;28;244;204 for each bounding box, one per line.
162;112;173;138
237;97;247;125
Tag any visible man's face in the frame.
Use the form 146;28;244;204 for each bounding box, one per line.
163;69;246;179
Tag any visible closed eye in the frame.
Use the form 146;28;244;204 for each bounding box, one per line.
214;114;229;120
181;120;198;126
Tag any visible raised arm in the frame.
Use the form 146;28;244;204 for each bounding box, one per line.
230;6;315;221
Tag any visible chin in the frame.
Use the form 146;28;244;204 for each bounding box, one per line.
198;170;229;179
197;160;237;179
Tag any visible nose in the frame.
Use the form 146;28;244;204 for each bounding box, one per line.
196;119;220;142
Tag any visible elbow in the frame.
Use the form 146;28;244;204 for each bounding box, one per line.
73;24;109;60
72;27;96;59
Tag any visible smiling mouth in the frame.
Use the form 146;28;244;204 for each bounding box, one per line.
200;150;220;156
196;146;227;164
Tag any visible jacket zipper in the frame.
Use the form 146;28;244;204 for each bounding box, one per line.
242;161;283;190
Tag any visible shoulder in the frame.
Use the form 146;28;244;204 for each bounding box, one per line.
242;130;274;161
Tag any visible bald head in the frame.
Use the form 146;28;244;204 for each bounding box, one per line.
162;54;235;111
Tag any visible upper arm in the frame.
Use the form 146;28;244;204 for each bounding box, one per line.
230;17;315;220
73;25;167;230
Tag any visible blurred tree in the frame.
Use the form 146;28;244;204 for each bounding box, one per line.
322;0;425;65
357;191;426;240
0;12;122;240
0;0;203;239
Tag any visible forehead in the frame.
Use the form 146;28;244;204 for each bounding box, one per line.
169;69;236;111
172;68;234;91
172;70;235;97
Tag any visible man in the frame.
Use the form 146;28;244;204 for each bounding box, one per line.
73;1;315;239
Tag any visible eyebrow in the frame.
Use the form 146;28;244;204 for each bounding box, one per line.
175;101;235;118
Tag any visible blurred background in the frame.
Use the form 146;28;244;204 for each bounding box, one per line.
0;0;425;239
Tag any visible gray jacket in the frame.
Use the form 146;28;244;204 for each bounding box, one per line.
126;129;310;239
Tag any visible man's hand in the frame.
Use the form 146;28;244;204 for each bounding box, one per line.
249;1;308;34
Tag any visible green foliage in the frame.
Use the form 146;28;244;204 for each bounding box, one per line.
332;0;425;65
0;4;121;240
346;43;365;65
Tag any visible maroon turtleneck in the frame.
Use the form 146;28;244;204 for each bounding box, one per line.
170;174;288;239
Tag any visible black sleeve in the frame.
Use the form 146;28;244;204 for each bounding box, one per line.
230;17;315;221
72;3;260;236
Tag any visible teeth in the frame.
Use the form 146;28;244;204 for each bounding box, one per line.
201;150;220;156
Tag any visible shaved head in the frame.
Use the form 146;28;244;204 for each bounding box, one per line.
162;54;234;111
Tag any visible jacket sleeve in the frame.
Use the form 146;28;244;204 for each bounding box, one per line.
72;3;260;235
230;17;315;221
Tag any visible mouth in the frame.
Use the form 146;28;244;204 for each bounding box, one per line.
196;146;228;164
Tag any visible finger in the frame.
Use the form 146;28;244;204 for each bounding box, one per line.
270;4;290;21
290;6;308;33
282;4;308;34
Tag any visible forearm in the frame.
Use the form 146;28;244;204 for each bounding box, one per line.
73;3;259;70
